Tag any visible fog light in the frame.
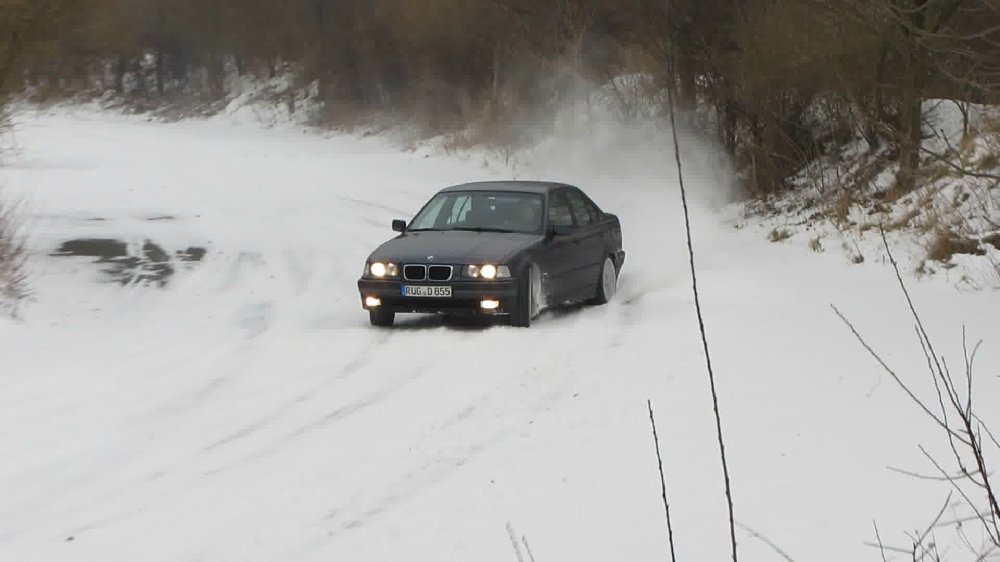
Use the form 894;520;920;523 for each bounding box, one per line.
480;299;500;310
365;296;382;307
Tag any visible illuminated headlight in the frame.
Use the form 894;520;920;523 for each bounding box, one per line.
368;262;399;278
463;264;511;279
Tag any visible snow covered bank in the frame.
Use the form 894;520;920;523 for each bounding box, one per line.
1;108;998;562
743;100;1000;290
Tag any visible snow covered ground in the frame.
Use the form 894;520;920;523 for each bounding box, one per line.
1;107;998;562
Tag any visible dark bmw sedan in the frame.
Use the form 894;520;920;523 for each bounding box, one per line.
357;181;625;327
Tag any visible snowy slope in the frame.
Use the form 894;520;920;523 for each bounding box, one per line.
1;107;998;562
742;100;1000;290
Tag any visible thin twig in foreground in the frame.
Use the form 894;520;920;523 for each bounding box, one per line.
506;522;525;562
831;305;970;446
864;541;913;555
916;492;955;551
874;520;889;562
878;227;952;419
664;51;738;562
888;465;986;482
522;535;537;562
920;446;999;545
735;522;796;562
648;400;678;562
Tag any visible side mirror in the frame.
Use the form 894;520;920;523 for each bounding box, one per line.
392;220;407;233
548;224;574;237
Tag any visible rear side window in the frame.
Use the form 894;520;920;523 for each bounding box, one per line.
585;198;602;222
566;190;594;226
548;192;574;227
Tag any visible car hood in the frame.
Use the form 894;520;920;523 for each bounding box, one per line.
369;230;541;264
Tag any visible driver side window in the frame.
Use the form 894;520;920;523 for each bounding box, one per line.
548;192;574;227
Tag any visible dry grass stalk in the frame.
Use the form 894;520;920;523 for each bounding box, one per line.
0;190;29;317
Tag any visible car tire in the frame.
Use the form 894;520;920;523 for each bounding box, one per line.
509;263;541;328
369;308;395;327
591;257;618;305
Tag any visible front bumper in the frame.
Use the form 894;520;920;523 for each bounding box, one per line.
358;278;520;315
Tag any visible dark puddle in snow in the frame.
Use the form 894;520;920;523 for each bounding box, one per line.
52;238;206;287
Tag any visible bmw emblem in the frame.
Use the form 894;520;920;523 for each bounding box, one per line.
427;256;435;261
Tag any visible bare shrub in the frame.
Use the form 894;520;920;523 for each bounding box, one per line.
767;228;792;243
0;191;28;317
837;231;1000;559
927;229;990;264
977;152;1000;172
809;236;824;253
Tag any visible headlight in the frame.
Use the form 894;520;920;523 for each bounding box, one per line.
463;264;511;279
368;262;399;278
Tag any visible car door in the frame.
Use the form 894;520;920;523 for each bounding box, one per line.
535;189;577;303
582;191;620;262
564;188;606;297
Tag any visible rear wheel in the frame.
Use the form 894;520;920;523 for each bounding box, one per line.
509;264;541;328
592;257;617;305
369;308;395;327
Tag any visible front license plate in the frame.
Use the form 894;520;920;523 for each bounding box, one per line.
402;285;452;298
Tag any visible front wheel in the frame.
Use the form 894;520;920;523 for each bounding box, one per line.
369;308;395;327
509;264;541;328
592;257;618;305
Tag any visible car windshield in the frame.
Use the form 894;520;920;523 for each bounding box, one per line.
408;191;544;235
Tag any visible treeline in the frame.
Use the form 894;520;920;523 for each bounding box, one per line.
4;0;1000;193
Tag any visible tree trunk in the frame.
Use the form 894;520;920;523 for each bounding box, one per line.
720;99;738;157
155;48;165;97
895;47;923;193
491;41;500;102
865;40;891;152
113;56;126;96
207;55;225;99
675;24;697;113
314;0;333;108
677;54;697;113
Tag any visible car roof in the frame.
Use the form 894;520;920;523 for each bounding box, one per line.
438;181;576;195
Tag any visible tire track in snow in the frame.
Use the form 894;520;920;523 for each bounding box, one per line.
5;334;396;546
313;327;595;539
200;334;390;454
192;328;480;478
0;327;251;546
196;359;436;479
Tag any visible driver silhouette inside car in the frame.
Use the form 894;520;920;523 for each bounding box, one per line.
506;199;541;233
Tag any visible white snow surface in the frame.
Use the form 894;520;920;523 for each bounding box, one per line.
1;107;999;562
